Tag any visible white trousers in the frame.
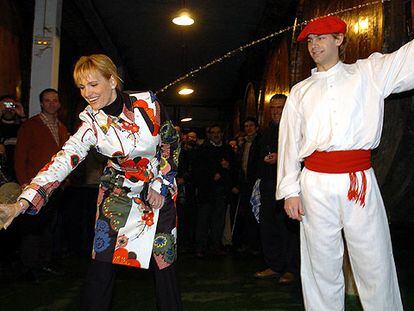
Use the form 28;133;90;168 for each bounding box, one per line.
300;168;403;311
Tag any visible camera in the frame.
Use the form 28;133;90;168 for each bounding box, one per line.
3;101;15;109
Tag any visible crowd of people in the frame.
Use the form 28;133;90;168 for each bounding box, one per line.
175;95;299;284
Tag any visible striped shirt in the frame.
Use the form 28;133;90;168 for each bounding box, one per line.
39;113;60;146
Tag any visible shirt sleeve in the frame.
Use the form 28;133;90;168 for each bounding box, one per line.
276;87;303;200
362;39;414;97
149;100;181;198
18;112;97;214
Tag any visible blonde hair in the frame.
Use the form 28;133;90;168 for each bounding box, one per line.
73;54;122;90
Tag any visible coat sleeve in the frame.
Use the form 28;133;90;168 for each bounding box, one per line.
18;111;97;214
276;87;303;200
149;99;180;198
14;121;33;185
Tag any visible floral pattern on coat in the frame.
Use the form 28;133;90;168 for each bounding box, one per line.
18;91;180;270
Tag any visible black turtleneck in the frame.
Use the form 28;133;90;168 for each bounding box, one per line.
102;91;124;117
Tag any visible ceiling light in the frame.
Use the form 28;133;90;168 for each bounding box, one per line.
178;87;194;95
181;117;192;122
172;10;194;26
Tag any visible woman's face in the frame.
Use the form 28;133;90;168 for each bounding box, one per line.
78;71;117;110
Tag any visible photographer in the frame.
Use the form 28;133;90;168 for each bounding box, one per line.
0;95;26;182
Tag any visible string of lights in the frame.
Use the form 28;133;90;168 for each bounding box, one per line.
156;0;390;95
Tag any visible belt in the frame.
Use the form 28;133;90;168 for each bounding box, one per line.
304;150;371;207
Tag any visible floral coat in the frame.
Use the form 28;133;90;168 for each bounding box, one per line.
18;91;180;269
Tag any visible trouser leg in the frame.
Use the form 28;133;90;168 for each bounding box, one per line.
300;169;345;311
210;194;227;249
284;216;300;275
343;170;403;311
195;202;212;252
81;259;116;311
153;262;182;311
259;185;285;272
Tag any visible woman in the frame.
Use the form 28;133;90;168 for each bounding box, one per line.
0;54;182;310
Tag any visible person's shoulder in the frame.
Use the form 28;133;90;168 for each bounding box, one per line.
20;114;42;128
290;77;312;95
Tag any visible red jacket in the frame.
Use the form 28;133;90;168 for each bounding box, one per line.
14;114;69;185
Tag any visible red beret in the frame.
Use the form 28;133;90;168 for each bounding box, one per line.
297;16;347;42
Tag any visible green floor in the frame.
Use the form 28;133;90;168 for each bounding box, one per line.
1;225;413;310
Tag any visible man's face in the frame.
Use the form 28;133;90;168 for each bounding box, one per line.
244;121;258;137
41;91;61;115
210;126;222;144
187;132;197;143
307;34;342;70
269;98;286;123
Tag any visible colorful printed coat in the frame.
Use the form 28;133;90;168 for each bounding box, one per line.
18;91;180;269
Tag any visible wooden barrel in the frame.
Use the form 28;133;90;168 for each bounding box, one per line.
259;34;290;128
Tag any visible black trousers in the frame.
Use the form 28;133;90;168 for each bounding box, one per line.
259;181;300;275
195;192;227;252
231;183;260;251
81;259;182;311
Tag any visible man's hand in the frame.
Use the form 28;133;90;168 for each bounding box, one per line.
0;200;27;230
264;152;277;165
147;188;165;210
284;196;304;221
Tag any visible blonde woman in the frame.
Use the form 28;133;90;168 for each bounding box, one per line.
0;54;182;310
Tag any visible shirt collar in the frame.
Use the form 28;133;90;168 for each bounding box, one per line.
311;61;343;78
209;140;223;147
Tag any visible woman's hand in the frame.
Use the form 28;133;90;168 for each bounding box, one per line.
147;188;165;209
0;200;27;230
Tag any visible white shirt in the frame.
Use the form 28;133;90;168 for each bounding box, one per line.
276;39;414;200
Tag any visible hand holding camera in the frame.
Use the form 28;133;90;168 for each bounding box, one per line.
0;99;25;118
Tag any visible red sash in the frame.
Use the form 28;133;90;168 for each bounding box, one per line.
304;150;371;207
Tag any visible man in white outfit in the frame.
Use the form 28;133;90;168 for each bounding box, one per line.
276;15;412;310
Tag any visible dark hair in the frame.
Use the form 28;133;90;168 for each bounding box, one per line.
270;94;287;101
39;88;58;102
243;117;259;127
0;95;14;101
209;124;222;132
